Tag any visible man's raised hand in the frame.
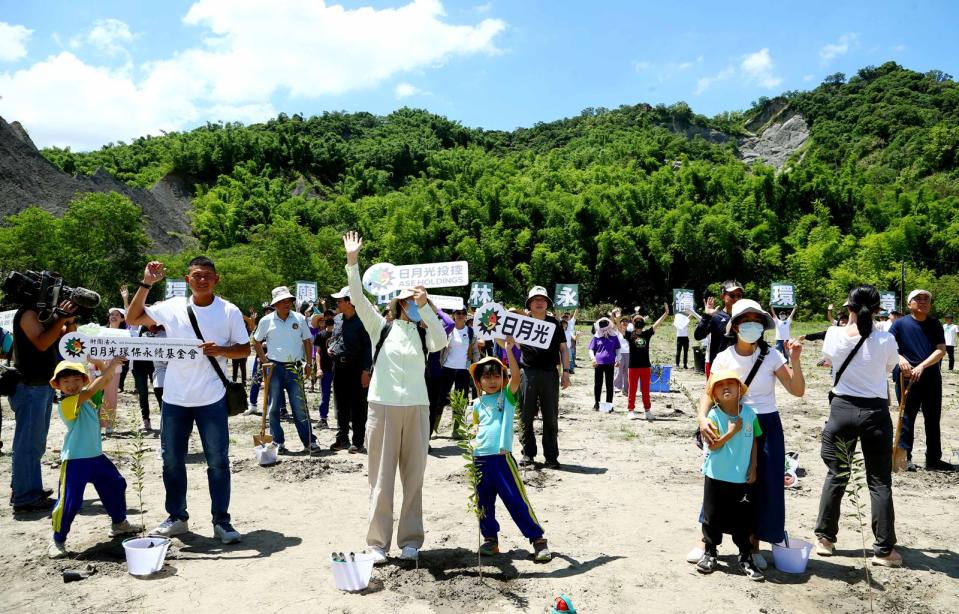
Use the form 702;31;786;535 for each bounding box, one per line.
143;261;166;285
343;232;363;266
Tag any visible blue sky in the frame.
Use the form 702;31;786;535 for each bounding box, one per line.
1;0;956;150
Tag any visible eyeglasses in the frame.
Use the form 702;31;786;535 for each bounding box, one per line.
189;273;216;281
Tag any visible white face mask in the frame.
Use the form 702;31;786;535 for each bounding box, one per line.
737;322;764;344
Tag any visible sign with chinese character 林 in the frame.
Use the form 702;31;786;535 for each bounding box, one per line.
880;291;897;314
472;302;557;350
295;281;318;307
673;289;695;314
770;282;796;308
554;284;579;309
165;280;188;299
468;282;493;307
362;261;469;295
58;332;204;363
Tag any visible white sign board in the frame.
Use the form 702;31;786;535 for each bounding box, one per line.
0;309;15;331
469;282;493;307
431;295;465;311
295;281;318;306
363;261;469;295
472;302;557;350
880;291;896;314
673;289;695;314
166;281;188;299
59;332;204;362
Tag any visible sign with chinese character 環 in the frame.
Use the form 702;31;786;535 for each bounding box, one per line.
431;295;465;311
770;282;796;308
880;291;896;315
295;281;318;307
673;289;695;314
473;302;557;350
554;284;579;309
468;282;493;307
363;261;469;295
58;332;205;363
165;280;188;299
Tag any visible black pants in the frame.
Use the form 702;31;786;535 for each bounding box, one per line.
815;395;896;556
702;476;753;557
433;367;471;434
131;363;153;421
947;346;955;371
232;358;247;385
894;368;943;464
676;336;689;368
332;361;368;447
520;368;560;463
425;371;446;435
118;361;129;392
593;363;614;404
154;387;164;410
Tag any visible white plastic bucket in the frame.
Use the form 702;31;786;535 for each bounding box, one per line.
772;538;812;574
255;442;278;466
122;537;170;576
330;554;375;592
599;401;613;413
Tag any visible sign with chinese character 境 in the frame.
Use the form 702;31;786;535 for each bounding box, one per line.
472;302;557;350
554;284;579;309
165;280;188;299
295;281;317;307
770;282;796;308
58;332;204;363
673;289;695;314
362;261;469;295
468;282;493;307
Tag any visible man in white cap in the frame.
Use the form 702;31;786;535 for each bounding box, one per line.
518;285;571;469
328;286;373;453
694;280;744;378
253;286;319;454
889;289;952;471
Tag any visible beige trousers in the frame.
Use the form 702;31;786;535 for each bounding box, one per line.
365;402;430;550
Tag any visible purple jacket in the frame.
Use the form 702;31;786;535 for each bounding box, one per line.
589;335;621;365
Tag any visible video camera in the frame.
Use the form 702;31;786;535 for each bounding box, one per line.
1;270;101;323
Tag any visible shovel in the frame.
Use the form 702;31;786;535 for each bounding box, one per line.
254;363;274;447
891;372;913;473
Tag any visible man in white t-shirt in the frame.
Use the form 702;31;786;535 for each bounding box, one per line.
944;315;956;371
771;304;797;365
126;257;251;544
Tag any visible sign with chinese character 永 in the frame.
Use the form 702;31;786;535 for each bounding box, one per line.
362;261;469;295
554;284;579;309
295;281;317;307
673;289;695;314
880;291;897;315
58;332;205;363
770;282;796;308
472;302;557;350
468;282;493;307
165;280;188;299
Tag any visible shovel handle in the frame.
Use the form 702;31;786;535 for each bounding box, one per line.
260;363;273;439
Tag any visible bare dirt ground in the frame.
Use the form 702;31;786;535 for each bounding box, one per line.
1;324;957;613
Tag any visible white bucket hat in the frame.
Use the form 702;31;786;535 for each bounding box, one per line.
270;286;296;306
726;299;775;334
526;286;553;309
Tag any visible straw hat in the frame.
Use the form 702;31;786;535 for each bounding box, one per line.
469;355;506;381
706;369;748;404
49;361;90;389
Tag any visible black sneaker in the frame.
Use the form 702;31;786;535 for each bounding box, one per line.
318;419;328;429
926;459;957;472
518;456;534;467
544;461;561;470
13;497;55;513
906;461;918;472
696;553;718;574
277;445;292;455
593;403;599;411
739;557;765;582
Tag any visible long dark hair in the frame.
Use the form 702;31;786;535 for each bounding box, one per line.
847;285;880;338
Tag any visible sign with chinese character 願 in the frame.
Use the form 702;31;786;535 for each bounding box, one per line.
880;291;897;314
58;332;205;363
554;284;579;309
431;295;465;311
770;282;796;308
473;302;557;350
468;282;494;307
363;261;469;295
295;281;318;307
166;280;188;299
673;288;695;314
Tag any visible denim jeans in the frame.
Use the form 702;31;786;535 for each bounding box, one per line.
9;383;56;505
268;362;315;448
161;396;231;525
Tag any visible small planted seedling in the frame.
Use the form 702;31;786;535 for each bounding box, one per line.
452;390;485;581
835;438;874;613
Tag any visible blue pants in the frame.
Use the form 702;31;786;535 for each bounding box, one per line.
268;363;315;447
317;371;333;419
51;455;126;543
775;340;790;365
161;396;231;525
9;383;56;506
754;412;786;544
475;453;544;541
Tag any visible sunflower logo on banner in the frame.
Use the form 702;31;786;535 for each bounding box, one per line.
475;302;505;338
362;263;399;295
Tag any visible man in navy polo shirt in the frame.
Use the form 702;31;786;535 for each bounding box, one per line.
890;289;952;472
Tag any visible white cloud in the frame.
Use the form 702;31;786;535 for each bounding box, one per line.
634;60;652;71
70;18;136;57
802;74;815;82
678;55;704;70
0;0;506;150
695;65;735;95
474;2;493;12
0;22;32;62
820;33;858;62
740;48;781;88
395;82;421;99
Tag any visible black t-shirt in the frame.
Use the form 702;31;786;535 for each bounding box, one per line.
519;315;565;370
314;329;334;372
627;328;655;368
12;307;58;386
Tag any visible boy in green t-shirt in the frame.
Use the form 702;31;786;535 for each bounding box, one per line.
697;369;764;581
47;358;140;559
470;337;551;563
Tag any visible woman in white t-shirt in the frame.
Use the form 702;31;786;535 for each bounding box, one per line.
814;285;902;567
690;299;805;569
771;304;797;365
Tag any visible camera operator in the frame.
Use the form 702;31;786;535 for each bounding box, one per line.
10;299;79;512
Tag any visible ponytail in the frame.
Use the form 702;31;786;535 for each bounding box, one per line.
847;285;880;339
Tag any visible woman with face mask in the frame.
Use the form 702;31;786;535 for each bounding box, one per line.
688;299;805;570
342;232;449;565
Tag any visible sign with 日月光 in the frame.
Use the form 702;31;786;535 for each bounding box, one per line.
472;302;557;349
58;332;205;362
363;261;469;295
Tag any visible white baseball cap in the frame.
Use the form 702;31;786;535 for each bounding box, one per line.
907;289;931;303
330;286;351;299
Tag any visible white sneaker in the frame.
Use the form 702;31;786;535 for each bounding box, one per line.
752;552;768;570
369;546;388;565
645;412;656;421
243;404;260;416
47;540;68;559
686;547;704;563
628;411;639;420
399;546;419;561
110;519;142;537
151;517;188;537
214;523;242;544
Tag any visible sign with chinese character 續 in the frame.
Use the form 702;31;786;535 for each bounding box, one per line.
431;295;465;311
165;280;188;299
554;284;579;309
58;332;205;363
363;261;469;295
468;282;494;307
770;282;796;308
673;289;695;314
880;291;896;315
295;281;318;307
472;302;557;350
